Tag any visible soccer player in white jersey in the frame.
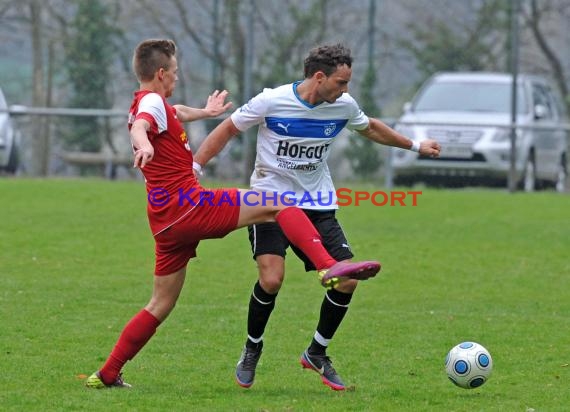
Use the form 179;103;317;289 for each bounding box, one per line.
194;44;440;391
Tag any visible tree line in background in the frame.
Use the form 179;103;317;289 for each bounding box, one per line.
0;0;568;177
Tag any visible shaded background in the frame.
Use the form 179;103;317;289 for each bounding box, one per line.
0;0;568;180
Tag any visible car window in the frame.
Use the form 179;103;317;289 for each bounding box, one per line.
549;91;566;121
413;81;527;114
543;85;560;120
532;84;554;120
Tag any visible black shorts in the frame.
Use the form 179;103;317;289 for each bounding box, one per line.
248;209;354;272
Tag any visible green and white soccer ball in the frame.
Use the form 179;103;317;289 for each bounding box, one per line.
445;342;493;389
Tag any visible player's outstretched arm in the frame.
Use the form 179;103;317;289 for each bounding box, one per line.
358;117;441;158
193;117;241;169
174;90;233;122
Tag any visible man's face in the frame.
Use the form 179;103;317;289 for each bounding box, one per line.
317;64;351;104
161;56;178;98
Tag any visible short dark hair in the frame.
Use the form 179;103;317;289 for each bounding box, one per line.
303;43;353;78
132;39;176;82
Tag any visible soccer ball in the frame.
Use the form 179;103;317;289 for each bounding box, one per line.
445;342;493;389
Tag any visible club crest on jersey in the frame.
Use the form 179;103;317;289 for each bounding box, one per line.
324;123;337;136
180;131;191;151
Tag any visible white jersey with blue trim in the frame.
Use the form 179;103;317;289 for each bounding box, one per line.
230;81;369;210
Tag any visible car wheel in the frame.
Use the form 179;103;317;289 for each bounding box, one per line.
555;154;567;193
522;152;536;192
5;143;19;174
394;175;416;187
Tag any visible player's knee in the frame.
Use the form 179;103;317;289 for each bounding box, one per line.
259;271;284;293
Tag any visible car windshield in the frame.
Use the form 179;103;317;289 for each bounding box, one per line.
413;81;527;114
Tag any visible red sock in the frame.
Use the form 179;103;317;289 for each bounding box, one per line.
99;309;160;384
275;207;337;270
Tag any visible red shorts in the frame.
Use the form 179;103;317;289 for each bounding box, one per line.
153;188;240;275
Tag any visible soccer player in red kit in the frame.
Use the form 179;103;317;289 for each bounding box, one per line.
85;39;380;388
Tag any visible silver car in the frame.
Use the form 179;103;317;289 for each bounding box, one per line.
392;72;568;191
0;87;18;174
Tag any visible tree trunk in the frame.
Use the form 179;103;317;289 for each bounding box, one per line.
29;0;49;176
528;0;569;116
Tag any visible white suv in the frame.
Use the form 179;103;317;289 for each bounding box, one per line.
0;87;19;174
393;72;568;191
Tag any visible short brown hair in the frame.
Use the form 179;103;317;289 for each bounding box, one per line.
132;39;176;82
303;43;353;78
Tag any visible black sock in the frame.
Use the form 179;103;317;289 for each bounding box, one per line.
309;289;353;354
246;281;277;348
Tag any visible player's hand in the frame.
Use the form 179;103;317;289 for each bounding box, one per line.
133;147;154;169
204;90;233;117
419;139;441;158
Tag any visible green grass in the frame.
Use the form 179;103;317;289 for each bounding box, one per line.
0;178;569;411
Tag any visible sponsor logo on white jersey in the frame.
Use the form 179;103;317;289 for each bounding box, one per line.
276;141;331;160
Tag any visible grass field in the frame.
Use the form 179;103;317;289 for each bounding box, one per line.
0;178;568;411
